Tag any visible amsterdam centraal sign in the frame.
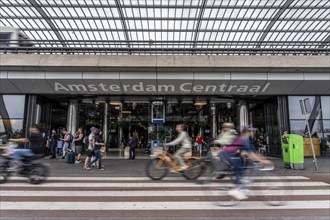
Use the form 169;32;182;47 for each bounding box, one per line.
54;82;271;94
1;71;329;95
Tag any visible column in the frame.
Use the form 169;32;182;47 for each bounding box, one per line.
25;95;38;136
103;102;109;155
210;103;217;139
198;107;203;135
118;105;123;157
67;100;78;134
24;95;37;149
34;103;41;125
238;101;248;131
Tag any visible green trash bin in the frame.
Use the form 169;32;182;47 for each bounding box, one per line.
282;134;304;170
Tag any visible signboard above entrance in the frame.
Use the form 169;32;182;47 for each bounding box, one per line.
1;71;329;95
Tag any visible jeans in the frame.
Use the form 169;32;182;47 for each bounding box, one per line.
50;142;57;158
129;147;136;159
174;147;191;166
88;149;102;169
11;149;34;164
220;152;243;185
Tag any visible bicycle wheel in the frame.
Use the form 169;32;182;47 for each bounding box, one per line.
27;163;49;184
0;163;10;184
202;170;240;206
182;158;204;180
145;158;169;181
258;172;287;206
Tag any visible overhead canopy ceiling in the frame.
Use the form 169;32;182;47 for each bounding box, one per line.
0;0;329;55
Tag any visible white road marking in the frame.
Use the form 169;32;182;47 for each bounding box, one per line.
1;189;329;197
1;181;328;188
8;176;310;181
1;200;329;210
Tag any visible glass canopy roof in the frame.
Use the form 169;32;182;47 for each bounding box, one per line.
0;0;329;55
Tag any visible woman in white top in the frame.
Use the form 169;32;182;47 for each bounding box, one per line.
166;124;192;171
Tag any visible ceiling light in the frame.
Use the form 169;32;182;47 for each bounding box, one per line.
194;101;207;106
110;101;122;106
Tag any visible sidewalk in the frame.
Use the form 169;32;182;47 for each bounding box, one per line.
40;156;330;177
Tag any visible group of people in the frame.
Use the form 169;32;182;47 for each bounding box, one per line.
47;127;105;170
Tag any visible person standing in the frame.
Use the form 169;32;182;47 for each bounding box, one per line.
83;127;97;170
74;127;84;164
165;124;192;171
195;134;206;157
48;128;58;159
129;131;138;160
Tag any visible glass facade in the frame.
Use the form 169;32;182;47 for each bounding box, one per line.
288;96;330;139
0;95;26;136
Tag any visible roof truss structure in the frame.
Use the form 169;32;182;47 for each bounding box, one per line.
0;0;329;55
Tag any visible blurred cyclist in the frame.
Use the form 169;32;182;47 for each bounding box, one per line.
214;122;237;147
8;125;44;171
219;125;272;200
165;124;191;171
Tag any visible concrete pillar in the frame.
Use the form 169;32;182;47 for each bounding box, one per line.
25;95;38;137
103;102;109;153
34;104;41;125
118;105;123;149
198;108;203;135
67;100;78;134
239;101;248;132
210;104;217;139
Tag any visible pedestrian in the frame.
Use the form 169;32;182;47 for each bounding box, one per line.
74;127;84;164
129;131;138;160
83;127;97;170
48;128;58;159
195;134;206;157
86;129;105;171
60;128;73;160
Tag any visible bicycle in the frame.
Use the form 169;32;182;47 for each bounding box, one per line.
201;151;287;206
145;146;204;180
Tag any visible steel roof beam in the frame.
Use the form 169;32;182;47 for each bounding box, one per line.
0;3;325;9
318;35;330;48
114;0;130;50
17;28;326;33
255;0;294;48
1;16;328;22
192;0;207;52
27;0;66;47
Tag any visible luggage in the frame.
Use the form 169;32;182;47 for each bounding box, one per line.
65;150;75;164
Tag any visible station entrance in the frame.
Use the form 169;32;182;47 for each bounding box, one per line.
37;95;281;157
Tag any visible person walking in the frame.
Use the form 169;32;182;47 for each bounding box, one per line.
60;128;73;160
214;123;237;147
83;127;97;170
129;131;138;160
165;124;192;171
74;127;84;164
48;128;58;159
86;130;105;171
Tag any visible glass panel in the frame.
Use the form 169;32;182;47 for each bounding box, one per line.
321;96;330;119
1;95;26;119
288;96;316;120
0;119;24;134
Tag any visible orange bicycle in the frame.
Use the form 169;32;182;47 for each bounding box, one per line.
145;146;204;180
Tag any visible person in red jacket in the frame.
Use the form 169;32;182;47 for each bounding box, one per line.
195;134;206;157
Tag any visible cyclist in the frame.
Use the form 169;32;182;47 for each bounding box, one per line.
213;122;237;147
219;125;272;200
165;124;191;171
7;126;44;171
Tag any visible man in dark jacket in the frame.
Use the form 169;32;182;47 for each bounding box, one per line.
129;131;138;160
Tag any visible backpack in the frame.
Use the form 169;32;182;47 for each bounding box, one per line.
83;136;89;146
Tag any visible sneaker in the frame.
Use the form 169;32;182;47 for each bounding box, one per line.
75;160;81;164
228;188;248;200
178;165;189;171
